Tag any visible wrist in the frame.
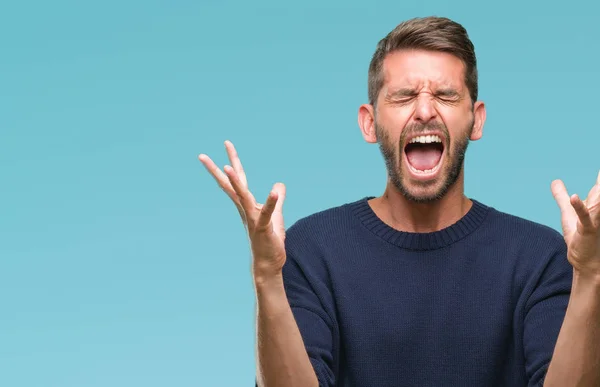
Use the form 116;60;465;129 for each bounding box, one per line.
572;269;600;298
252;258;285;286
253;271;285;290
253;273;289;318
573;268;600;285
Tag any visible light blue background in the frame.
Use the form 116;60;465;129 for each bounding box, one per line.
1;1;598;386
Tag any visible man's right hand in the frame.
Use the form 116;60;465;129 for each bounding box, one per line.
199;141;320;387
199;140;287;283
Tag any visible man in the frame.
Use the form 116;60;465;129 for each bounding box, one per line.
199;17;600;387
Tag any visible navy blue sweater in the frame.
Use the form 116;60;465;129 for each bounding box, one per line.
280;197;572;387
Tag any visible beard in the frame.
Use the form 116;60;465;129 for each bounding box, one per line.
376;118;473;203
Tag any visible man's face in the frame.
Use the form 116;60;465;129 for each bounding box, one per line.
371;50;484;203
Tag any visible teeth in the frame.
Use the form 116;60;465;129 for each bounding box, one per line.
409;135;442;144
408;163;440;175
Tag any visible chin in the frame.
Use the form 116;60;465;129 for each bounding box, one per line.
397;180;448;203
392;160;461;203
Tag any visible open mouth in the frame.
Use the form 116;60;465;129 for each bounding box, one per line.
404;134;445;176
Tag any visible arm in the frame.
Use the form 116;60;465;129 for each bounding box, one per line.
255;275;319;387
522;244;572;386
254;227;339;387
544;272;600;386
544;176;600;386
199;142;334;387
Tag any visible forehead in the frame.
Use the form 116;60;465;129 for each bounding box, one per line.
381;49;466;90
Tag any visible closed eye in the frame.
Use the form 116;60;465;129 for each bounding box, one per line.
390;97;416;104
385;89;418;104
435;89;461;102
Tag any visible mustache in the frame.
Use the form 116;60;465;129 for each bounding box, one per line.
400;121;450;145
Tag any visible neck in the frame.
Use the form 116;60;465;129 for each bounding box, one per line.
369;170;472;233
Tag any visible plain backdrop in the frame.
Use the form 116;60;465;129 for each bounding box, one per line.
1;1;599;386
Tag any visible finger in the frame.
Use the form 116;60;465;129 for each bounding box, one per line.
597;169;600;185
224;141;248;187
570;194;595;231
551;179;577;236
585;184;600;223
198;154;238;202
551;180;575;215
273;182;286;214
256;188;279;231
224;164;256;213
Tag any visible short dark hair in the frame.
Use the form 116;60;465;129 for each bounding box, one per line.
368;16;478;106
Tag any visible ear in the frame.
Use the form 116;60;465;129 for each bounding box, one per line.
358;104;377;143
470;100;486;141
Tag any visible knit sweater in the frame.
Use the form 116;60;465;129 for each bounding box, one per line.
279;197;572;387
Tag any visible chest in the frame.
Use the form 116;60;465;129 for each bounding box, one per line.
332;250;517;366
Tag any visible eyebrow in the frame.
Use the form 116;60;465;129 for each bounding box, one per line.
385;88;418;99
385;87;461;100
434;88;460;97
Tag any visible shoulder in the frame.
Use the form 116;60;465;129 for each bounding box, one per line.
280;200;362;292
282;197;365;261
479;202;568;272
474;202;572;301
485;203;565;247
286;198;361;240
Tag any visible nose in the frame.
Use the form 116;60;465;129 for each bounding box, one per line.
414;93;437;123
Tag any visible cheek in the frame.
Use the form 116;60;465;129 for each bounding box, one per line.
379;128;401;153
375;116;398;136
439;107;473;136
378;106;411;129
377;117;409;149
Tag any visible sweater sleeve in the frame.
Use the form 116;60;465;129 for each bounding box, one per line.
523;240;572;386
281;247;338;387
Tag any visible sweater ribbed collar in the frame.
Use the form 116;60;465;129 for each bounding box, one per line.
350;196;490;251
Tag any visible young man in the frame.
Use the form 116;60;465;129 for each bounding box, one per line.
200;16;600;387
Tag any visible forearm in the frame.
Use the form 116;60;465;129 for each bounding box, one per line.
254;275;319;387
544;272;600;386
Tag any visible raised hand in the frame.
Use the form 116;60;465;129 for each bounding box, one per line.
199;141;287;282
551;171;600;278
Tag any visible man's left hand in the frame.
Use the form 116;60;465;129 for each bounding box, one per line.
552;171;600;279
